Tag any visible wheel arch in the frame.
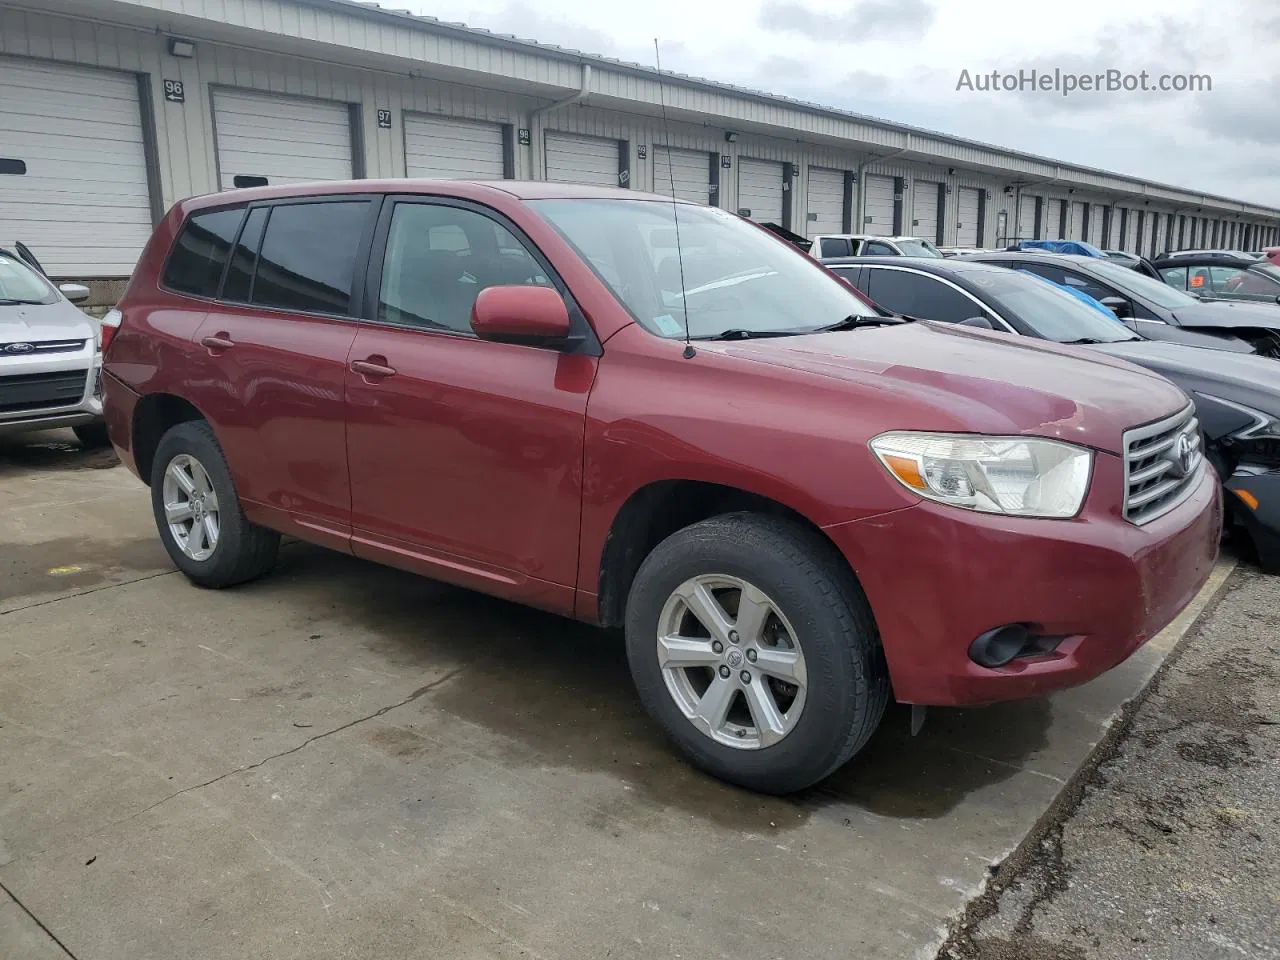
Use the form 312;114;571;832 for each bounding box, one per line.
132;393;210;486
594;478;861;630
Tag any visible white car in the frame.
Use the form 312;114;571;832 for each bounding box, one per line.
809;234;945;259
0;247;108;447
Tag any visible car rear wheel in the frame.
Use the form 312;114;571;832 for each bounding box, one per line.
624;512;889;794
150;420;279;588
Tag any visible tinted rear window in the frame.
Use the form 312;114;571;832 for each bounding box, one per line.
164;208;244;297
250;201;371;315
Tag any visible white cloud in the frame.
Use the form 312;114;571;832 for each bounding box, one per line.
408;0;1278;206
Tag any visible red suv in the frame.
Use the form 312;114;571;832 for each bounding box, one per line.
102;181;1220;793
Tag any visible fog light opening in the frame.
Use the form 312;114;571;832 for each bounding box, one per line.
968;624;1066;668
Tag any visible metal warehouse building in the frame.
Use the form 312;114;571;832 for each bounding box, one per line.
4;0;1280;299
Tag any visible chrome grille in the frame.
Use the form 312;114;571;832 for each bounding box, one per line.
1123;404;1204;525
0;339;87;355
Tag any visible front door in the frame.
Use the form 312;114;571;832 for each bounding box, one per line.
344;198;597;614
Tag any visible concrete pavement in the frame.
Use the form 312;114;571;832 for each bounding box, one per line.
0;430;1236;960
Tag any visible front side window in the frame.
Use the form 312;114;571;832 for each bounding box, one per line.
865;269;988;323
164;208;244;298
1159;266;1189;290
530;199;879;339
0;253;56;304
819;237;852;258
378;203;553;333
969;270;1137;343
250;201;372;314
864;241;896;256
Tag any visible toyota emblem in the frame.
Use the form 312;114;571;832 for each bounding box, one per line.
1173;434;1194;476
3;342;36;355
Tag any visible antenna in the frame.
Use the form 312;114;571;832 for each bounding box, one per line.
654;38;695;359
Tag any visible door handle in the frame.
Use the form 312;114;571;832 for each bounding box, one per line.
201;334;234;351
350;358;397;379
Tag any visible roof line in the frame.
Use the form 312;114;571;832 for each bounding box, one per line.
311;0;1279;216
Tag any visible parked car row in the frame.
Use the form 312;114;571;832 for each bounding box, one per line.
92;179;1230;796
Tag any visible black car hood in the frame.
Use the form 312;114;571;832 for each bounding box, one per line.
1091;339;1280;418
1171;300;1280;329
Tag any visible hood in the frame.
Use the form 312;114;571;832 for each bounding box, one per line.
1171;299;1280;330
0;299;95;344
1090;339;1280;415
706;321;1189;455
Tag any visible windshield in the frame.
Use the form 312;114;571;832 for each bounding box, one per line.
1252;263;1280;283
0;253;56;304
529;199;879;338
1080;257;1199;309
896;239;945;258
969;270;1138;343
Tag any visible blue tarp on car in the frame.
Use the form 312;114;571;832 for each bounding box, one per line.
1013;240;1107;257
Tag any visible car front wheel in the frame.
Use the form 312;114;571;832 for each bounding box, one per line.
624;512;889;794
150;420;279;588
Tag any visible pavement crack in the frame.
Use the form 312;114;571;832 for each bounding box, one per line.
0;569;179;616
0;880;80;959
120;669;464;823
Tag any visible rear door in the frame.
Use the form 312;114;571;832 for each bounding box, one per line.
343;197;596;614
185;197;377;546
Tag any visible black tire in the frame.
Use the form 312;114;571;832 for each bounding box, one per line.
624;512;889;794
73;421;111;449
150;420;279;588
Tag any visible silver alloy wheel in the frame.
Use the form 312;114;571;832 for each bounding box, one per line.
161;453;220;562
656;574;808;750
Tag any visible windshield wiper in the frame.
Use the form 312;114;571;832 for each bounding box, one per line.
0;298;45;306
814;313;913;333
695;328;802;341
1060;336;1138;345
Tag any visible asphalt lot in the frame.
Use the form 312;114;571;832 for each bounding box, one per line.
0;430;1236;960
944;566;1279;960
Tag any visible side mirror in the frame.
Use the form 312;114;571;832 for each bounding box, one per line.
470;285;572;346
1098;296;1131;318
58;282;91;304
958;315;994;329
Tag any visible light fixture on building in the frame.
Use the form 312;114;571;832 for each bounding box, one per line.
168;38;196;58
724;131;738;143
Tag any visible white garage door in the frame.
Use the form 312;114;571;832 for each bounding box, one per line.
1042;199;1061;239
1017;196;1037;241
405;114;504;180
1068;202;1085;240
544;132;619;187
653;146;710;204
1088;205;1105;245
736;158;784;223
805;167;844;237
863;174;896;236
213;89;352;189
956;187;980;246
0;57;152;277
911;182;940;243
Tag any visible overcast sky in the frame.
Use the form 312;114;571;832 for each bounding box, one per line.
409;0;1279;207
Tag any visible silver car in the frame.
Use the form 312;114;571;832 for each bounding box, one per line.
0;248;107;447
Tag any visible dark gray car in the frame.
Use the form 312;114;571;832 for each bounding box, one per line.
962;251;1280;358
0;248;108;447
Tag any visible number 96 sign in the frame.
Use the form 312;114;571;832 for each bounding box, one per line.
163;79;185;103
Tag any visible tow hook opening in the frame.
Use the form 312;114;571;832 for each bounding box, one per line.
968;624;1064;669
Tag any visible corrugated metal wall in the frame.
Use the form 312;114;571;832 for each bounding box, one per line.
3;2;1278;277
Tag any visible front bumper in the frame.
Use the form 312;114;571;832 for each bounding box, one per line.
1225;464;1280;571
826;453;1221;706
0;355;103;437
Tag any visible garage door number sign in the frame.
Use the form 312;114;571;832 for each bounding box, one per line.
163;79;185;103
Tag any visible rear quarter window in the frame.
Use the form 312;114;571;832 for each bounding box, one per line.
163;208;245;297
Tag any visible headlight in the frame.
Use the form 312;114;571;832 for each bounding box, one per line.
1198;393;1280;466
870;432;1094;518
